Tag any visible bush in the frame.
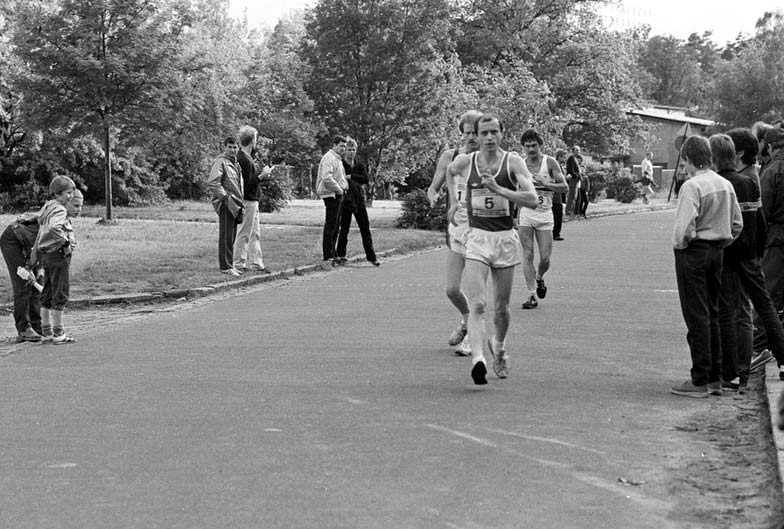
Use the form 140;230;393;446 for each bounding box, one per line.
606;175;638;203
259;164;294;213
0;179;47;213
396;189;446;230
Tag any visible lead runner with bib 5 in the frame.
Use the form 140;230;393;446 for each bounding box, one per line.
517;129;568;310
446;114;538;385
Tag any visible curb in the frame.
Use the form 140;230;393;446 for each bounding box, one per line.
43;248;401;310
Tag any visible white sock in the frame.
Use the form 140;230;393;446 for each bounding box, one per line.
492;337;505;354
472;354;485;365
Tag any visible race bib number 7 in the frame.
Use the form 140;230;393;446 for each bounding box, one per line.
471;189;510;217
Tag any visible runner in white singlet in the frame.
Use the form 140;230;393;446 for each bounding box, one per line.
426;110;482;355
516;129;567;310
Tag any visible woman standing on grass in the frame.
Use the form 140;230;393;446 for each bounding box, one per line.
334;137;380;266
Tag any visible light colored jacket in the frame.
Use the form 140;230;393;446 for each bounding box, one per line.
316;149;347;199
30;200;75;265
207;154;244;216
672;169;743;250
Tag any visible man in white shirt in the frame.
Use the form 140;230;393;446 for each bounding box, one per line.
316;135;348;263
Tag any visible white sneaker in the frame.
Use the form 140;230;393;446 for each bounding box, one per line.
454;337;471;357
221;268;241;277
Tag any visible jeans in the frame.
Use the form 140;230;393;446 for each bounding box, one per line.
674;243;723;385
322;197;342;260
217;202;238;270
718;264;753;384
0;227;42;333
336;203;376;261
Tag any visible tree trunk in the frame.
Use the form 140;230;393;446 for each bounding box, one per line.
103;118;113;221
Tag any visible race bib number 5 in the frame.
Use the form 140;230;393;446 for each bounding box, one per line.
471;189;510;217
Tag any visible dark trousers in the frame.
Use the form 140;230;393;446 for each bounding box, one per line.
718;265;752;385
322;197;342;260
674;243;723;385
552;203;563;237
565;184;577;215
218;203;238;270
336;204;376;261
0;227;41;333
41;249;71;311
753;245;784;352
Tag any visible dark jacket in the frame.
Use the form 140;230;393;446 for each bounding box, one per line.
720;169;766;263
566;154;582;187
761;149;784;248
238;149;261;202
341;159;369;212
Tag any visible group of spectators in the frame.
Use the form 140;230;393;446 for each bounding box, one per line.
670;122;784;397
207;126;273;277
315;135;380;267
1;176;83;343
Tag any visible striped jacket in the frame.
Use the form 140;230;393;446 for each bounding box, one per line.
719;169;766;263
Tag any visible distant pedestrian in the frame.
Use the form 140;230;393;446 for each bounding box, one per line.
233;126;271;273
335;137;379;266
552;150;567;241
670;136;742;398
640;152;657;204
316;135;348;263
565;146;582;216
207;136;244;276
576;170;590;218
31;176;79;344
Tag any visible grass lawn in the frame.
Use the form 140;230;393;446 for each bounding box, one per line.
0;200;442;300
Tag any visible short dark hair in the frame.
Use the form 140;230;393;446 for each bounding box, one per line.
709;134;736;172
520;129;543;146
332;135;347;146
726;128;759;166
680;136;712;169
223;136;238;146
474;113;504;134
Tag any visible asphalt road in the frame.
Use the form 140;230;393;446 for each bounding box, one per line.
1;210;713;528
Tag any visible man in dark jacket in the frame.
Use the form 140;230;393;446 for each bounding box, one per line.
233;125;271;273
711;133;784;393
0;214;43;341
565;146;582;216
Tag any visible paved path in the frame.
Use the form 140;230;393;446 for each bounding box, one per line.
2;210;722;528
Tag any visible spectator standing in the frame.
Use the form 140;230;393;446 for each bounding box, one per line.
335;137;379;266
233;126;271;273
552;150;567;240
640;152;658;204
576;170;590;218
670;136;742;398
31;176;79;344
565;146;583;216
753;125;784;374
711;133;779;395
316;135;348;263
207;137;244;276
1;212;44;342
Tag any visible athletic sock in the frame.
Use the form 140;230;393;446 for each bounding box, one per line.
492;337;506;354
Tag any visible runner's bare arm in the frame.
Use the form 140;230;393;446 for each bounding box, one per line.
427;149;454;207
544;157;568;193
446;154;470;225
482;153;538;208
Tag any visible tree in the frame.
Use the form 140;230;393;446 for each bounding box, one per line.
11;0;184;221
302;0;460;199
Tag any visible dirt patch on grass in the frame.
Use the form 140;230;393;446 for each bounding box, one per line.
665;373;784;528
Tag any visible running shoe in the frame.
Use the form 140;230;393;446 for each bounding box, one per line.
487;339;508;379
521;295;538;310
454;337;471;357
669;380;709;398
750;349;774;373
536;278;547;299
471;359;488;385
448;323;468;347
